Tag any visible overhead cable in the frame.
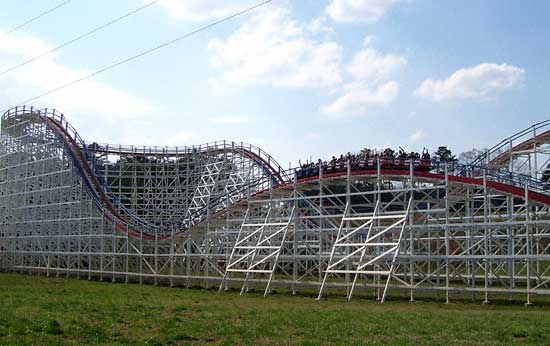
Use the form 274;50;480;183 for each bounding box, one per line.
0;0;162;78
4;0;273;112
0;0;74;38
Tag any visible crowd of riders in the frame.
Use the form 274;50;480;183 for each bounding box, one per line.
297;146;457;179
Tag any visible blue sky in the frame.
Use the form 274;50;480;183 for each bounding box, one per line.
1;0;549;167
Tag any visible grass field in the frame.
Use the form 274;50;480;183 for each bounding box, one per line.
1;274;550;345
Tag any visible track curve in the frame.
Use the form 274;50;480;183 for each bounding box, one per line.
1;107;287;240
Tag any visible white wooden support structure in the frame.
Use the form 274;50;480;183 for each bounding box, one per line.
219;201;295;296
318;197;413;301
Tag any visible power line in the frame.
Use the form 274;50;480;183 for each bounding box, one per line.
0;0;162;78
0;0;74;38
3;0;273;113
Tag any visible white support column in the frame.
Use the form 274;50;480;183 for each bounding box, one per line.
483;169;490;304
525;184;532;306
409;159;415;302
345;160;351;296
445;164;450;304
292;170;298;295
532;127;538;179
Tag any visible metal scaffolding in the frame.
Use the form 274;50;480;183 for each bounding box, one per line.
1;106;550;304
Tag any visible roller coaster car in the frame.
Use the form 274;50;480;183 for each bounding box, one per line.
324;163;346;174
415;159;432;172
296;157;434;179
349;161;365;170
296;167;319;179
357;160;370;169
336;163;347;173
379;158;392;169
380;158;412;170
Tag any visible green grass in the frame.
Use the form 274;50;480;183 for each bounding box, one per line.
1;274;550;345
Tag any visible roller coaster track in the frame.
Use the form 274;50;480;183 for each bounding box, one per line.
471;119;550;168
1;107;287;240
2;106;549;243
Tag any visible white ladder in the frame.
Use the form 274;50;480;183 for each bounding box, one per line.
318;197;413;301
219;202;295;296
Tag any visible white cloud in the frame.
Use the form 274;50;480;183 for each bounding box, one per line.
306;18;335;34
321;81;399;117
306;132;320;139
209;115;251;124
415;63;525;101
208;7;342;89
326;0;399;23
320;36;404;118
409;130;427;143
154;0;259;22
0;32;155;119
347;38;406;81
